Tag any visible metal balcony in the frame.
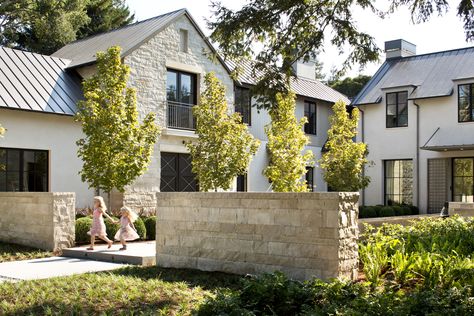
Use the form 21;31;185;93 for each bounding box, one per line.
166;101;196;130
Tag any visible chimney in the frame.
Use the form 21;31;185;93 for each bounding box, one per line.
385;39;416;60
292;58;316;81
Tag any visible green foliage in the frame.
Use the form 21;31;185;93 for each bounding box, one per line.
144;216;156;240
319;101;370;191
134;217;146;240
264;91;313;192
359;241;389;287
329;75;372;99
359;206;378;218
76;46;160;196
0;124;5;137
0;242;52;263
379;206;395;217
187;72;259;191
75;217;93;243
104;216;120;239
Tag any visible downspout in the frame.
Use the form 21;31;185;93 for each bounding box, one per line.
358;107;366;206
414;102;420;208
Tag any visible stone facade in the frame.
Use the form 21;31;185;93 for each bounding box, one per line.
155;192;359;281
448;202;474;217
0;192;75;251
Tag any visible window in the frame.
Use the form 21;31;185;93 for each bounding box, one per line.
386;91;408;128
166;69;197;105
235;87;251;125
236;174;247;192
0;148;48;192
453;158;474;202
458;84;474;122
305;167;314;192
384;160;413;205
179;29;188;53
304;101;317;135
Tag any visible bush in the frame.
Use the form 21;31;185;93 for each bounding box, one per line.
372;205;383;216
359;206;377;218
144;216;156;240
75;213;87;220
105;216;120;240
134;217;147;240
378;206;395;217
392;205;403;216
75;217;92;244
409;205;419;215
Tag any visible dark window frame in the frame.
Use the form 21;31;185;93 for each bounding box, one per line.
305;166;314;192
383;159;413;206
452;157;474;202
166;69;197;105
234;86;252;125
0;147;49;192
304;101;317;135
458;84;474;122
386;91;408;128
236;174;247;192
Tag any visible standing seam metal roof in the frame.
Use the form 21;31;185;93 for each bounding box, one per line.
0;46;81;115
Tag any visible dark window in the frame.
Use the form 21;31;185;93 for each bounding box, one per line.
0;148;48;192
453;158;474;202
166;69;197;105
235;87;251;125
384;160;413;205
386;91;408;128
458;84;474;122
304;101;317;135
236;174;247;192
305;167;314;192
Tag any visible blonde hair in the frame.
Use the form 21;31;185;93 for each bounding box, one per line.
93;196;107;211
120;206;138;222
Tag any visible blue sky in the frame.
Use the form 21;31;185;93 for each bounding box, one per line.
125;0;471;77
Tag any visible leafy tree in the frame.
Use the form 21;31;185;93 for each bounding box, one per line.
319;101;370;192
314;55;325;81
0;124;4;137
264;91;313;192
77;0;134;39
330;75;372;100
187;72;260;192
209;0;474;108
75;46;160;205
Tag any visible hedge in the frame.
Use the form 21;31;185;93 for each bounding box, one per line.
134;217;147;240
144;216;156;240
75;217;92;243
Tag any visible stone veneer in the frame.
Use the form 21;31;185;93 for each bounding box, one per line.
0;192;75;251
448;202;474;217
156;192;359;281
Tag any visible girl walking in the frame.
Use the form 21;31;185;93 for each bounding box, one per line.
114;206;140;250
87;196;115;250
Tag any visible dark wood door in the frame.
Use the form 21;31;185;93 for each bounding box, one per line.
160;152;198;192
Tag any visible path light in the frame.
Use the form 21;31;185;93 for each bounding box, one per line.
440;201;450;218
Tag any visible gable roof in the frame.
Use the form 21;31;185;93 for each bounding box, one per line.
228;59;350;104
0;46;82;115
52;9;231;74
353;46;474;105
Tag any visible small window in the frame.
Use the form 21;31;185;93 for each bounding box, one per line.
386;91;408;128
179;29;188;53
304;101;317;135
237;174;247;192
458;84;474;122
305;167;314;192
235;87;251;125
384;159;413;205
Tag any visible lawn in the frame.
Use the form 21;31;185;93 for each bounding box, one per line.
0;242;53;263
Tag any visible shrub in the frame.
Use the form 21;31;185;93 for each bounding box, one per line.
378;206;395;217
75;217;92;244
401;205;412;215
144;216;156;240
392;205;403;216
409;205;419;215
359;206;377;218
134;217;147;240
75;214;87;220
372;205;383;216
105;216;120;240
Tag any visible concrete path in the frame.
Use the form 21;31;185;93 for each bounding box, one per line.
62;241;156;266
0;257;125;282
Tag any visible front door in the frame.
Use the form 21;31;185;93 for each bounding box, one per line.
160;152;198;192
428;158;449;213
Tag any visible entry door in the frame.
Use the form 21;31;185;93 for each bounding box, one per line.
428;159;448;213
160;152;198;192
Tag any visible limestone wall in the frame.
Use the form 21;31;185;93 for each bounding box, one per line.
448;202;474;217
0;192;75;251
156;192;359;281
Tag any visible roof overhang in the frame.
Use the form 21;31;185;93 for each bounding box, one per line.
421;144;474;152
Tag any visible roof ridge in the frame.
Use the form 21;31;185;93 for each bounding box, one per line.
397;45;474;61
1;45;72;63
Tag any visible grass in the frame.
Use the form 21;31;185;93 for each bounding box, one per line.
0;242;53;263
0;266;243;315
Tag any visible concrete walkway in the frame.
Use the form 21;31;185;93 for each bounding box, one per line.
0;257;125;283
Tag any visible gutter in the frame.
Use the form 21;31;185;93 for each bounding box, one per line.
358;107;365;206
414;102;420;208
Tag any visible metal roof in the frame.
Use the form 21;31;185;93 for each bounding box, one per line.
353;46;474;105
228;59;350;104
0;46;82;115
53;8;231;74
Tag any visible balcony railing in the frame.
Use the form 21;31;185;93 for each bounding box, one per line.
167;101;196;130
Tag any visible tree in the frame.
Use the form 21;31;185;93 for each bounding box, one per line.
75;46;160;205
209;0;474;109
330;75;372;100
187;72;260;192
264;91;313;192
0;124;4;137
319;101;370;192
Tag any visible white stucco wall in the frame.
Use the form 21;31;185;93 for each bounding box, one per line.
0;109;93;208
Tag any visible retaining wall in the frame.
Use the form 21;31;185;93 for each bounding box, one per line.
0;192;75;251
448;202;474;217
156;192;359;281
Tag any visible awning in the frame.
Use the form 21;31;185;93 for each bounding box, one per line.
420;144;474;152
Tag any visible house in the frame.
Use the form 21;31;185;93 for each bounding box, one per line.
0;8;348;211
353;39;474;213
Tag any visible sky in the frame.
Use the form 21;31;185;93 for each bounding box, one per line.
125;0;471;78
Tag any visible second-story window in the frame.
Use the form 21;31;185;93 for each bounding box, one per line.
304;101;317;135
166;70;196;105
386;91;408;128
235;86;251;125
458;84;474;122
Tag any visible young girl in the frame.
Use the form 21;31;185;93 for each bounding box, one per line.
114;206;139;250
87;196;116;250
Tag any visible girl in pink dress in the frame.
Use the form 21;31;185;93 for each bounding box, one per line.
114;206;140;251
87;196;116;250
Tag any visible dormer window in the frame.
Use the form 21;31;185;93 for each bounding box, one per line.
179;29;188;53
386;91;408;128
458;84;474;122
